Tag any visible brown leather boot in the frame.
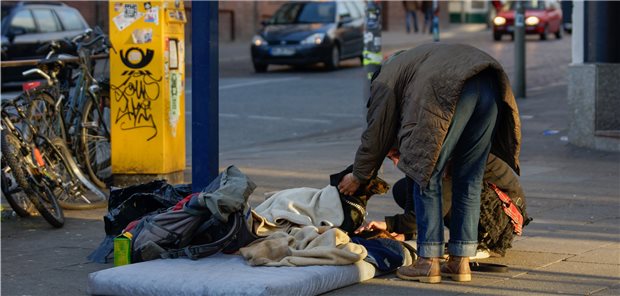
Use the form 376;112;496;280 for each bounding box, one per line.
396;257;441;283
441;256;472;282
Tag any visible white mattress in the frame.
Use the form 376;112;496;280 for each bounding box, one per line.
87;253;378;296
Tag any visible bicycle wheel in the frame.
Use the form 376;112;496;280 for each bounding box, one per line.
30;181;65;228
80;93;111;189
28;91;66;142
45;137;107;210
2;132;64;227
1;134;35;217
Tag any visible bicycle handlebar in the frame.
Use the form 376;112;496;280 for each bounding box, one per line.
71;28;93;43
80;34;106;50
22;69;53;86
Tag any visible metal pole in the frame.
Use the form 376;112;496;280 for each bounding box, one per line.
363;0;382;101
514;0;526;99
192;1;219;191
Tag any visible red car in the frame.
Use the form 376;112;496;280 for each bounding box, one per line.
492;0;563;41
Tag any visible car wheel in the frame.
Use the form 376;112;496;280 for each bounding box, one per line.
325;46;340;70
493;32;502;41
253;62;268;73
555;26;562;39
540;25;548;40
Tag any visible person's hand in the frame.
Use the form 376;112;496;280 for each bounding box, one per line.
338;173;361;196
354;220;387;233
354;221;405;241
387;148;400;166
391;233;405;241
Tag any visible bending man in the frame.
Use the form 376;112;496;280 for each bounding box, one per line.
338;44;521;283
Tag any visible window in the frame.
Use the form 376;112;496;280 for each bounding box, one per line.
344;2;361;19
271;2;335;24
32;9;60;33
510;1;545;10
56;8;85;31
352;1;366;17
10;9;36;33
337;2;351;18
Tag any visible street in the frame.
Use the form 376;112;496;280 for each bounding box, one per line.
3;24;619;296
214;26;570;152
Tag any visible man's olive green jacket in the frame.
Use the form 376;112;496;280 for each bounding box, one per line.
353;43;521;187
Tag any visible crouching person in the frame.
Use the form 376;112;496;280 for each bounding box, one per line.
358;152;530;258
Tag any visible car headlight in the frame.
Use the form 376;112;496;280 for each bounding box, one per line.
300;33;325;45
525;16;539;26
493;16;506;26
252;35;267;47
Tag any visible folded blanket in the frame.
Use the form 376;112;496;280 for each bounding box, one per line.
253;186;343;236
240;226;367;267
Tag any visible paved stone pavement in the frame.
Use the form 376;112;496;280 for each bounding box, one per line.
2;25;619;296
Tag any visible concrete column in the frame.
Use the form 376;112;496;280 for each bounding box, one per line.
567;1;620;152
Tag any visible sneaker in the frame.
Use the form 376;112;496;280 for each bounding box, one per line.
470;248;490;260
441;256;471;282
396;257;442;284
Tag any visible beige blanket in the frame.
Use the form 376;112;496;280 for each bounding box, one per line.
253;185;344;236
240;226;367;267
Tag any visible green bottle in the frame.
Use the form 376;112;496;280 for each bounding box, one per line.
113;232;133;266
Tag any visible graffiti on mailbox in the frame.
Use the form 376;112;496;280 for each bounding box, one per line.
111;69;162;141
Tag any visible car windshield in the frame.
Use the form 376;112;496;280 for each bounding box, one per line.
509;0;546;10
270;2;336;24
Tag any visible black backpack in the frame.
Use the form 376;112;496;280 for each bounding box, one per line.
127;166;259;262
128;201;257;262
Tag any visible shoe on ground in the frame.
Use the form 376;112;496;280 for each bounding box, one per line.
396;257;441;284
470;248;490;260
441;256;472;282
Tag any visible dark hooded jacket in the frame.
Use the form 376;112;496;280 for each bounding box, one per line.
352;43;521;188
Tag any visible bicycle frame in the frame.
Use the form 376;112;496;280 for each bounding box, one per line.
1;99;59;191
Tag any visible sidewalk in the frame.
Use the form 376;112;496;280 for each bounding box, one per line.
216;84;620;295
2;25;619;295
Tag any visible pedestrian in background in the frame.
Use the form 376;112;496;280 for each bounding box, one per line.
403;1;420;34
421;0;433;34
338;44;521;284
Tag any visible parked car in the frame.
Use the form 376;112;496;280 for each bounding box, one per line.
1;1;89;87
250;1;365;73
492;0;562;41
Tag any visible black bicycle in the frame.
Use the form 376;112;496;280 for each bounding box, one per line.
3;74;107;212
29;27;112;189
1;97;65;227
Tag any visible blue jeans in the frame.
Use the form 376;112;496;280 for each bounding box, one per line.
414;71;499;258
424;8;433;33
405;11;418;33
